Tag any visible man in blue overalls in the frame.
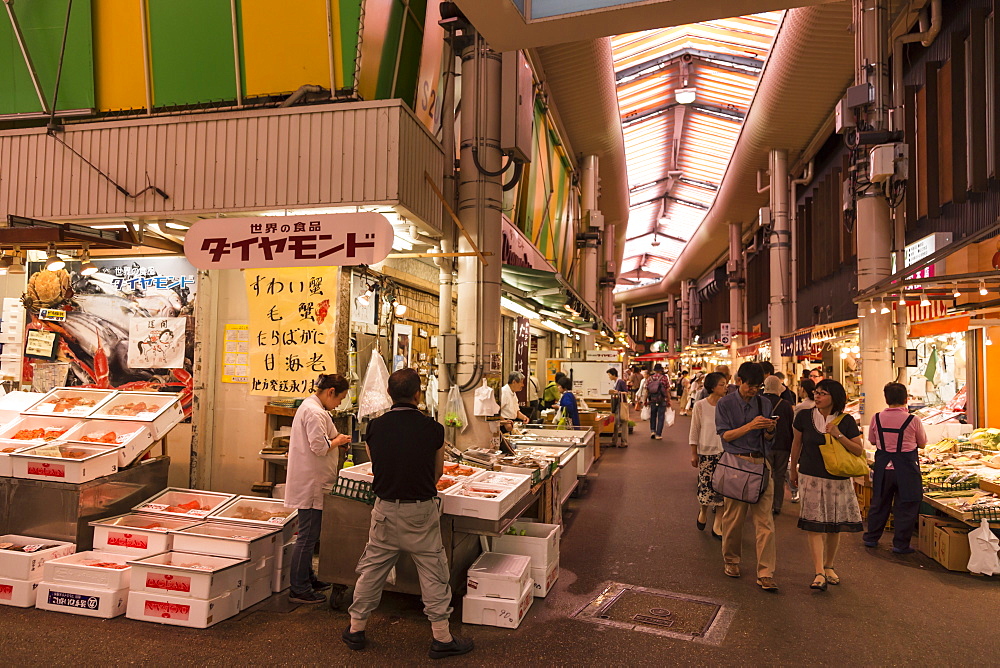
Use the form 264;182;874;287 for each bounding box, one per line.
863;382;928;554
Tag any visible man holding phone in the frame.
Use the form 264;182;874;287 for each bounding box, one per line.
715;362;778;591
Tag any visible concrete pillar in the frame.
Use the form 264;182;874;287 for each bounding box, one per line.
680;280;691;350
728;222;744;364
602;230;616;325
436;36;457;402
455;35;503;449
667;298;677;354
580;155;600;311
768;149;790;373
855;0;893;423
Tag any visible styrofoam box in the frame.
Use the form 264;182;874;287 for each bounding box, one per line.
0;390;48;418
171;522;279;564
242;570;273;610
462;578;533;629
271;561;290;593
89;391;184;439
127;552;247;599
474;471;532;499
437;469;488;499
11;442;120;484
209;496;299;544
133;487;236;520
0;444;35;477
126;587;241;628
0;415;82;452
43;550;132;590
35;582;128;618
21;387;117;418
274;538;295;571
531;561;559;598
62;420;155;468
467;552;531;600
0;576;40;607
441;482;521;521
0;535;76;580
90;513;203;557
492;522;561;568
245;555;274;585
338;461;373;482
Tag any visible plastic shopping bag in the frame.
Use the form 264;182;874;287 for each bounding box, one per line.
425;374;439;418
473;379;500;416
443;385;469;432
664;406;676;428
357;350;393;420
967;518;1000;575
640;404;651;421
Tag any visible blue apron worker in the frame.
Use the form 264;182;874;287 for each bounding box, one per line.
343;368;474;659
863;382;927;554
284;373;352;604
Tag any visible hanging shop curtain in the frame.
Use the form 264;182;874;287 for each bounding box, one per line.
908;316;970;339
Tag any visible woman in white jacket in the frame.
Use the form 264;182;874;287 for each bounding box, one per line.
689;371;727;537
633;369;650;412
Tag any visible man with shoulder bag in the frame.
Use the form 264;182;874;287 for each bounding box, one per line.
713;362;778;591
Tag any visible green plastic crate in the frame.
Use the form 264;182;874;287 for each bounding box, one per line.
331;477;376;505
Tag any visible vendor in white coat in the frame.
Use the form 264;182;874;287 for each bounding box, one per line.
499;371;528;431
284;373;351;604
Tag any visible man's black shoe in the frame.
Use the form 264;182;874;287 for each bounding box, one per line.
311;579;333;592
289;590;326;604
342;625;367;651
429;633;474;659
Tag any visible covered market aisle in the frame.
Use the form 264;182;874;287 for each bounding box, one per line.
1;415;997;665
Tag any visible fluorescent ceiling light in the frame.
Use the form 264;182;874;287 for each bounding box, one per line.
674;88;697;104
164;221;190;230
540;319;571;335
501;297;539;320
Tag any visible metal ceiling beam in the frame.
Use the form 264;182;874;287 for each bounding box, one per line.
626;229;688;244
616;47;764;84
622;101;744;127
630;175;719;194
629;193;709;211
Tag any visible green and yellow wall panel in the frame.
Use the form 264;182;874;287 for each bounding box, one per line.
92;0;144;111
240;0;331;97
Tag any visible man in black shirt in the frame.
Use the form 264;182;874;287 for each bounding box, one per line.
343;368;473;660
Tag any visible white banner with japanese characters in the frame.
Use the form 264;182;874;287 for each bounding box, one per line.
128;317;187;369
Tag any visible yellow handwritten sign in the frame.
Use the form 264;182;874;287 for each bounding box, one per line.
245;268;338;396
221;324;249;384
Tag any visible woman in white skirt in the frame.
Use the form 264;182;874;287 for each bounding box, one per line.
688;372;727;537
789;379;864;591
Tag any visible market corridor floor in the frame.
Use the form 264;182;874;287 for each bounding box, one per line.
2;416;999;666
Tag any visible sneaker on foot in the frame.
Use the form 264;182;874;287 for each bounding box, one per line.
342;625;367;650
289;590;327;604
862;540;878;548
892;546;915;554
429;633;474;659
311;579;333;592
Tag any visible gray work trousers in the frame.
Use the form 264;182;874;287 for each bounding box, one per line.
348;498;453;623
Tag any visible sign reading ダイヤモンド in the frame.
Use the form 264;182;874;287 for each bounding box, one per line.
245;267;339;396
184;213;394;269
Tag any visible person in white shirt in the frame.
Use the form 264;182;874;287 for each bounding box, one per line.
526;372;541;423
499;372;528;430
284;373;352;604
690;371;727;537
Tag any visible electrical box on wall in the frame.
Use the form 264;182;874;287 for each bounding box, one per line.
835;97;856;134
501;51;534;164
440;334;459;365
869;143;908;183
758;207;771;228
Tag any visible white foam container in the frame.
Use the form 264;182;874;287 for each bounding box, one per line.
89;513;203;557
133;487;236;520
126;587;241;628
43;550;132;590
89;391;184;439
0;415;81;453
10;442;120;483
462;578;533;629
0;535;76;580
466;552;531;600
338;461;373;482
0;576;40;607
127;551;247;599
208;496;299;544
0;390;48;419
274;539;295;571
35;581;128;618
491;522;561;568
61;420;155;467
474;471;532;499
21;387;117;418
170;522;280;564
441;481;521;520
271;561;291;593
242;562;274;610
0;443;35;477
531;560;559;598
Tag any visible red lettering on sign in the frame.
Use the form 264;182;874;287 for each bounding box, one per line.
27;462;65;478
0;584;12;600
144;599;190;620
145;573;192;593
107;532;148;550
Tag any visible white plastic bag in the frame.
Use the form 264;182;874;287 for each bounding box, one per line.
357;350;393;420
967;518;1000;575
640;404;651;421
425;373;439;418
664;406;676;428
443;384;469;433
473;379;500;416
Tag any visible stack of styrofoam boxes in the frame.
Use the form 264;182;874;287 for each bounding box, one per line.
0;298;24;377
462;552;534;629
0;535;75;608
206;496;298;595
35;551;132;618
492;522;561;598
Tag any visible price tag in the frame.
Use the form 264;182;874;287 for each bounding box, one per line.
267;516;285;524
187;509;211;517
140;503;169;512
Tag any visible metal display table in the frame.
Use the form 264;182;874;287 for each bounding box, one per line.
0;456;170;549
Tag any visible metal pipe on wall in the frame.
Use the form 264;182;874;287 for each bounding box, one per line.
789;160;813;332
667;297;677;354
680;280;691;350
436;35;458;397
728;221;744;363
580;155;600;311
768;149;790;372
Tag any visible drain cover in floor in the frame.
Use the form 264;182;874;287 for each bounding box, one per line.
572;582;734;645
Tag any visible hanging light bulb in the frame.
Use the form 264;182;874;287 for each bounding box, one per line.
394;301;407;317
45;244;65;271
920;291;931;308
898;292;906;305
7;249;25;276
79;245;98;276
858;303;866;318
879;299;890;315
987;336;993;346
980;280;988;296
869;301;877;314
953;284;961;299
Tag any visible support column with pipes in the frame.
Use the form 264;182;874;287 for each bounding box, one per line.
580;155;601;313
854;0;894;423
768;149;791;373
455;34;503;449
680;280;691;350
436;30;458;407
728;222;745;364
667;297;677;354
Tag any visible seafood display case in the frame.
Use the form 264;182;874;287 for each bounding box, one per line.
21;388;117;418
208;496;298;544
0;415;81;453
90;513;204;557
89;391;184;439
10;443;122;484
133;487;236;519
61;420;156;468
506;425;595;477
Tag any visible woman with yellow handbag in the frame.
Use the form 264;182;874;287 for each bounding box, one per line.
788;379;865;592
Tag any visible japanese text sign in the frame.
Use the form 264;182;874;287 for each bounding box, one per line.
185;213;394;269
245;268;339;396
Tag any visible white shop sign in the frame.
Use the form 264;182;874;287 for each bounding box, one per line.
720;323;731;345
183;213;394;269
892;232;953;281
584;350;619;362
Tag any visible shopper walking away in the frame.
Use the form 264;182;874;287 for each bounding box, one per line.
863;382;927;554
690;372;727;537
542;372;565;410
634;368;649;411
344;368;473;659
715;362;778;591
628;365;642;403
557;376;581;427
285;373;352;604
788;379;864;591
499;371;529;431
678;371;693;416
773;371;796;404
608;367;629;447
763;375;794;515
647;364;670;440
